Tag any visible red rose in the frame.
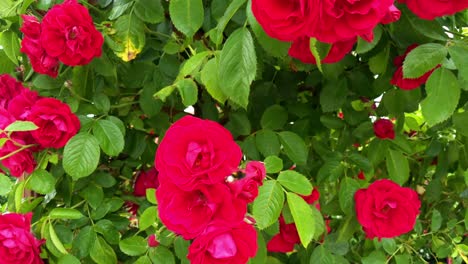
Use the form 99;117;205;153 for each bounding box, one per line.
300;188;320;208
373;119;395;140
156;182;246;239
40;0;103;66
0;139;36;178
27;98;80;149
147;234;159;248
8;89;40;120
400;0;468;20
229;161;266;203
354;179;421;239
188;221;257;264
266;216;300;253
0;74;26;109
391;44;439;90
155;115;242;191
251;0;316;41
0;213;43;264
288;36;356;64
309;0;396;43
20;15;59;78
381;5;401;24
133;168;159;197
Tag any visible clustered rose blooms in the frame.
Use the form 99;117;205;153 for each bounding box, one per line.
391;44;439;90
0;74;80;177
0;212;43;264
373;119;395;140
354;179;421;239
20;0;103;77
267;189;330;253
399;0;468;20
251;0;401;64
155;116;264;263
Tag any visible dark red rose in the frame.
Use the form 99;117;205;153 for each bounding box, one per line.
266;216;300;253
229;161;266;203
0;139;36;178
156;182;246;239
133;168;159;197
188;220;257;264
0;74;27;109
358;171;366;180
399;0;468;20
288;37;356;64
147;234;159;248
8;89;40;120
40;0;103;66
0;213;43;264
20;15;60;78
354;179;421;239
381;5;401;24
155;115;242;191
251;0;317;42
391;44;439;90
373;119;395;140
27;98;80;149
309;0;396;43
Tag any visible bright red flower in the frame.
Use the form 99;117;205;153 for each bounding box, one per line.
266;216;300;253
147;234;160;248
229;161;266;203
399;0;468;20
373;119;395;140
355;179;421;239
0;139;36;178
0;74;27;109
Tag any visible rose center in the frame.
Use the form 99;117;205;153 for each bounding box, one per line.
207;233;237;259
67;26;80;40
186;142;211;170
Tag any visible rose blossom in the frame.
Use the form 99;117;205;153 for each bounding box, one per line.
8;89;40;120
266;216;300;253
40;0;103;66
156;182;246;239
381;5;401;24
133;167;159;197
188;220;258;264
251;0;317;42
27;98;80;149
147;234;159;248
391;44;439;90
0;138;36;178
155;115;242;191
399;0;468;20
229;161;266;203
373;119;395;140
288;36;356;64
20;15;59;78
0;213;43;264
0;74;27;109
355;179;421;239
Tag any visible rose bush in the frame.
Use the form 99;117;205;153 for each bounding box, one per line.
0;0;466;263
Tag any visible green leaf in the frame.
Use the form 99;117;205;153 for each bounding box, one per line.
309;245;334;264
287;192;315;248
95;220;120;245
58;254;81;264
246;0;290;58
278;131;308;166
134;0;164;24
49;224;68;255
421;68;460;126
320;78;348;112
355;26;383;54
255;129;281;157
404;9;447;41
72;226;97;258
146;188;157;204
90;236;118;264
174;236;190;262
49;208;84;220
369;45;390;74
0;30;20;64
149;246;176;264
252;180;285;229
347;152;373;173
135;256;152;264
448;45;468;89
0;173;12;196
402;43;447;78
178;51;211;79
81;183;104;209
201;58;226;103
264;156;283;174
431;209;442;232
175;79;198;107
339;178;360;215
63;133;101;180
119;236;148;256
218;28;256;108
261;105;288;130
169;0;203;38
362;251;386;264
214;0;246;45
4;121;38;132
277;170;312;195
309;38;331;73
317;159;344;182
93;119;125;157
386;149;410;185
154;85;176;102
394;254;411;264
453;111;468;137
139;206;157;231
25;169;55;194
111;14;146;62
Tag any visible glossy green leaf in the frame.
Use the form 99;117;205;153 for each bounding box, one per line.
278;131;308;166
386;149;410;185
287;192;315;248
63;133;100;180
277;170;312;195
119;236;148;256
402;43;447;78
252;180;284;229
134;0;164;24
169;0;203;38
